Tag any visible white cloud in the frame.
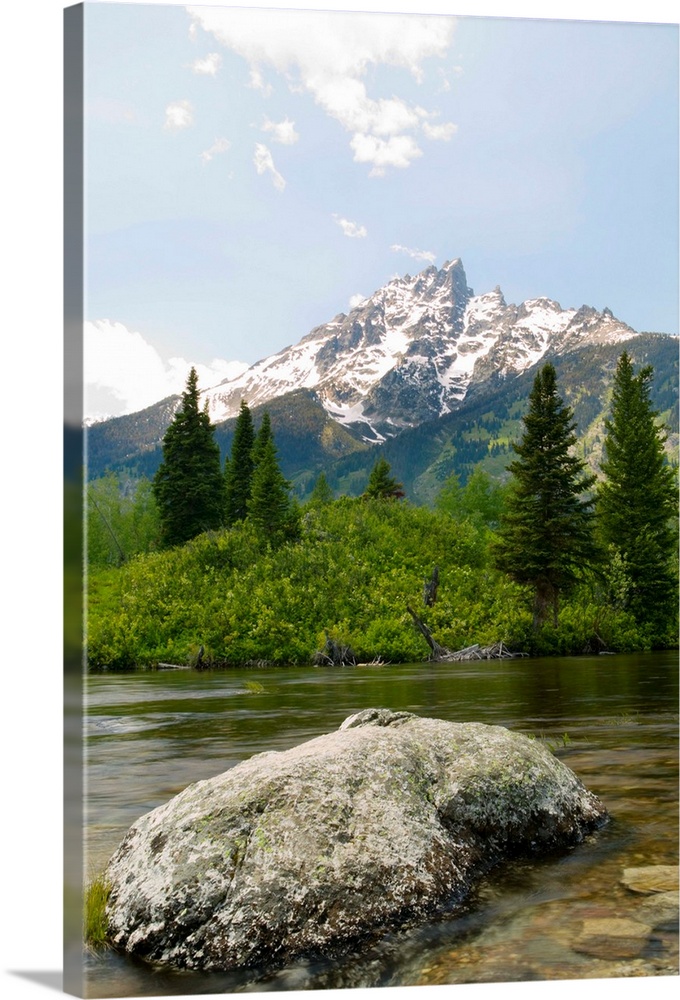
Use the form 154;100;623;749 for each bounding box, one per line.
350;133;422;176
349;293;367;309
391;243;437;264
333;214;367;239
253;142;286;191
84;320;248;421
164;99;193;131
248;67;272;97
437;65;463;93
186;7;456;174
192;52;222;76
261;116;299;145
200;137;231;163
422;121;458;141
166;357;249;392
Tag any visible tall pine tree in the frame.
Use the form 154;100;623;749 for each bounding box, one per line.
493;363;596;629
152;367;225;546
363;457;404;500
248;426;300;545
225;400;255;525
252;411;273;466
598;351;678;631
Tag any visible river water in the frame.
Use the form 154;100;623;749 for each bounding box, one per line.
83;651;678;997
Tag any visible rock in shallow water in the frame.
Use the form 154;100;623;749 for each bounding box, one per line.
621;865;679;895
104;709;608;971
573;917;653;960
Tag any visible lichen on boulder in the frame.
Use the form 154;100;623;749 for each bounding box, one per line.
104;709;608;971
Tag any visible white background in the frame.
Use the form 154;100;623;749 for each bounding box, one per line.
2;1;677;999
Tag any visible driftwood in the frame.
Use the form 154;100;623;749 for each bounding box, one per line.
582;633;610;655
406;605;450;659
157;644;207;671
406;606;527;662
313;631;357;667
439;641;526;662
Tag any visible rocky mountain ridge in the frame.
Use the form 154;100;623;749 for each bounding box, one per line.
201;258;637;441
86;261;676;494
86;335;677;496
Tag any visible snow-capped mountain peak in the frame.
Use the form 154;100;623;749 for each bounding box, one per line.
202;258;636;440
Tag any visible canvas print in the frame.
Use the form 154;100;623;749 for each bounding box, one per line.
64;1;679;997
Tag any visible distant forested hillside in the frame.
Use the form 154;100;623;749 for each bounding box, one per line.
86;334;677;504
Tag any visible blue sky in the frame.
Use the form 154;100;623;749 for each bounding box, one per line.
80;0;679;417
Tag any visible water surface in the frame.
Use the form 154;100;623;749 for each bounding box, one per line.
83;651;678;996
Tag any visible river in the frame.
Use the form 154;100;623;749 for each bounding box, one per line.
82;651;678;996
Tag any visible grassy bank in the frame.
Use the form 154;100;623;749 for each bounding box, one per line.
86;497;670;670
84;875;111;948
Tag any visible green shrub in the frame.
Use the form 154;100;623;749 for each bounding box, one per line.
86;497;676;669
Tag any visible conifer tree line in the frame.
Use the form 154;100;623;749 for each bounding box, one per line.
493;353;678;636
96;354;676;650
152;369;300;548
150;369;412;551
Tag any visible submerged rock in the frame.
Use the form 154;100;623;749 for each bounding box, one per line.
104;709;608;971
573;917;653;960
637;891;679;932
621;865;679;895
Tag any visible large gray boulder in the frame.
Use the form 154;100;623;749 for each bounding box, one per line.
104;709;607;970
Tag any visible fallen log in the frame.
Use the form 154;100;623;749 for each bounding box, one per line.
406;605;450;659
407;606;527;661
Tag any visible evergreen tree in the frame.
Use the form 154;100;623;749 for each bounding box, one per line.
152;367;225;546
363;457;404;500
307;471;334;507
252;411;273;467
598;351;678;630
225;400;255;525
248;431;300;545
493;363;596;629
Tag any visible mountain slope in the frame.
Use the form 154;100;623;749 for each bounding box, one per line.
325;334;678;504
86;334;677;501
85;259;676;493
87;388;370;485
86;394;181;481
201;258;637;440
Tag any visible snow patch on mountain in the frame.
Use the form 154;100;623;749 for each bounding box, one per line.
201;259;637;438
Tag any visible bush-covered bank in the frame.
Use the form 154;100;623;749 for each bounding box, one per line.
86;498;674;671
